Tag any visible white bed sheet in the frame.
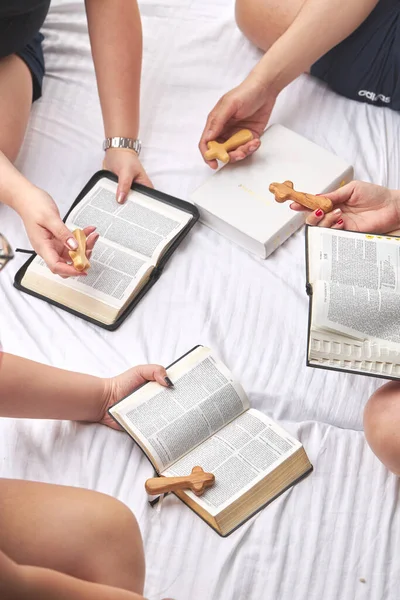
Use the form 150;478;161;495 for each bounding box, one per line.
1;1;400;598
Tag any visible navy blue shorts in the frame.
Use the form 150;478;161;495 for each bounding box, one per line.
310;0;400;110
17;32;45;103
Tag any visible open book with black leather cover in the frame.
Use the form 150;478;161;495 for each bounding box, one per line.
306;226;400;379
109;345;313;537
14;171;199;330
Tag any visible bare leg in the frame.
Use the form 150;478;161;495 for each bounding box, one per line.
364;382;400;476
0;54;33;162
0;479;145;593
235;0;306;51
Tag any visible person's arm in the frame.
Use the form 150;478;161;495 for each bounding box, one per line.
0;548;145;600
0;353;106;422
252;0;380;93
85;0;152;196
200;0;380;164
0;353;170;424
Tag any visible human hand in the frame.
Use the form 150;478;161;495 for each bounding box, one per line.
290;181;400;234
103;148;153;204
199;72;277;169
18;188;98;277
98;365;173;429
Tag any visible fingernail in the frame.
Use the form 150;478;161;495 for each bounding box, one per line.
248;145;257;153
164;376;174;388
337;219;344;225
334;208;341;216
206;130;213;139
117;192;126;204
315;209;323;217
66;237;78;250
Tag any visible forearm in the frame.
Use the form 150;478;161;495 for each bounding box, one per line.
0;353;105;422
85;0;143;138
0;150;36;214
252;0;379;92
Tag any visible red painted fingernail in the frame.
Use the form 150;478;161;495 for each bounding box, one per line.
337;219;344;225
315;209;323;217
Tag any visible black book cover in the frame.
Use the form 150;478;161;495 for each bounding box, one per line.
14;170;199;331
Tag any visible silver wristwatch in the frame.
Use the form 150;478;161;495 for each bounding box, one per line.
103;137;142;156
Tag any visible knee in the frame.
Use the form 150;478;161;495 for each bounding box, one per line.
235;0;279;51
72;492;145;593
364;382;400;476
235;0;260;45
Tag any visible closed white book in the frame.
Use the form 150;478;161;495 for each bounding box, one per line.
190;124;354;258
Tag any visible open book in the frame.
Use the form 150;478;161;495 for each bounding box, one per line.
15;172;198;329
109;346;312;536
306;226;400;379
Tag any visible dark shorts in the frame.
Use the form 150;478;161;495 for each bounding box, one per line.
17;32;45;103
310;0;400;110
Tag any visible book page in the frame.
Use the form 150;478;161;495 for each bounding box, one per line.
164;409;301;516
68;177;192;263
109;347;250;471
308;228;400;292
312;280;400;344
26;240;152;309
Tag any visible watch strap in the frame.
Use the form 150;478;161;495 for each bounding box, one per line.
103;137;142;156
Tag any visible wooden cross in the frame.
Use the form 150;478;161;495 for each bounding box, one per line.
145;466;215;497
68;229;91;272
205;129;254;163
269;180;333;213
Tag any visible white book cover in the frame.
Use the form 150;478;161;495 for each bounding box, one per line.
190;124;354;258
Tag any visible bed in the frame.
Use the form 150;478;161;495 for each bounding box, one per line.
1;1;400;598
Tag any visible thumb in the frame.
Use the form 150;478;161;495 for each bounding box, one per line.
116;171;132;204
134;364;172;388
203;97;237;143
324;181;357;205
47;216;78;250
